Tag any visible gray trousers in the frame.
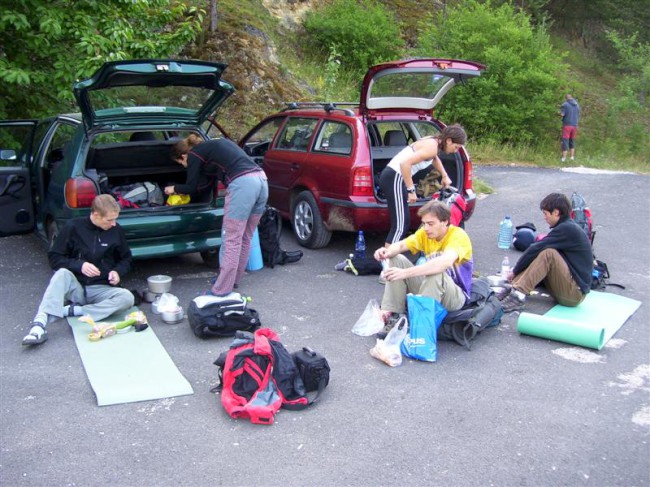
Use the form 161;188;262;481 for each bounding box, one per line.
381;254;467;313
37;269;134;323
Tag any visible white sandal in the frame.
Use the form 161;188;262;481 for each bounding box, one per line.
22;324;47;346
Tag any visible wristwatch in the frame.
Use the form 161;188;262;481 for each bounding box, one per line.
407;186;416;194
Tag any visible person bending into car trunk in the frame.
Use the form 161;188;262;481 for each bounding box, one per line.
166;135;268;296
22;195;134;346
379;124;465;248
499;193;593;313
374;200;473;339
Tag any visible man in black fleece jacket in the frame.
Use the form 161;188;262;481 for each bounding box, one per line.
22;195;134;346
500;193;593;313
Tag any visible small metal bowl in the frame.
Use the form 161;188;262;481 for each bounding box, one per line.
161;307;184;324
142;288;162;303
147;275;172;294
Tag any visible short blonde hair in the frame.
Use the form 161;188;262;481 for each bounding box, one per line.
91;194;120;216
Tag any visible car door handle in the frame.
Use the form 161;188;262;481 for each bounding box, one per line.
290;163;300;170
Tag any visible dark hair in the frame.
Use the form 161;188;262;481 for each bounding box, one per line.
539;193;571;218
418;200;451;224
171;134;202;160
438;124;467;151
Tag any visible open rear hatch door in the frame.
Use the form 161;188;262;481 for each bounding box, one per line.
360;58;485;118
74;59;235;131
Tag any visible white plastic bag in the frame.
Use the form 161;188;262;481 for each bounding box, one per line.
369;316;408;367
351;299;384;336
157;293;180;313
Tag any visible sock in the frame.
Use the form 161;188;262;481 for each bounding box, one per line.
63;305;83;317
33;312;48;327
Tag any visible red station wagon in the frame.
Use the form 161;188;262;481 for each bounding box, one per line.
239;58;485;248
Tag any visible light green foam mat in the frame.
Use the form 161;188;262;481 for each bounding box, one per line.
517;290;641;350
68;307;194;406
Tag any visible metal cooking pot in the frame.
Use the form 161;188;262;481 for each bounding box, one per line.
147;275;172;294
142;288;161;303
161;307;184;324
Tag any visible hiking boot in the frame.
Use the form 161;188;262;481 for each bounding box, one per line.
376;312;405;339
501;291;526;313
495;283;513;301
22;324;47;346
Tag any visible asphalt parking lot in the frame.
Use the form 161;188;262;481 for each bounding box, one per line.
1;165;648;486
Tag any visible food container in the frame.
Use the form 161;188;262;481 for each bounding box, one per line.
147;275;172;294
161;306;184;324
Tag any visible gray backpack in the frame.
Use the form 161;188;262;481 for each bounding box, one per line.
437;278;503;350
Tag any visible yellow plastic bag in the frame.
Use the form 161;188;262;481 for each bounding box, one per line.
167;194;190;206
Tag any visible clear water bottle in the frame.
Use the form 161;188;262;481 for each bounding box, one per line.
498;216;513;249
501;255;510;277
355;230;366;259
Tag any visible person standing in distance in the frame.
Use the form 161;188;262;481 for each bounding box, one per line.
22;195;134;346
166;136;268;296
379;124;465;248
560;94;580;162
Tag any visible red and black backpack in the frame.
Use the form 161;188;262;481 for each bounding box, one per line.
213;328;329;425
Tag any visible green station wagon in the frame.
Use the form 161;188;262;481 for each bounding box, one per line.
0;59;235;265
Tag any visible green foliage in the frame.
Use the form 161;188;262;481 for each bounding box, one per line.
303;0;404;73
416;0;563;145
0;0;205;119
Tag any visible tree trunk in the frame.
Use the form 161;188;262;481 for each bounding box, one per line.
210;0;217;32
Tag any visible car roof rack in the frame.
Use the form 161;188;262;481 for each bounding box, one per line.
283;102;359;116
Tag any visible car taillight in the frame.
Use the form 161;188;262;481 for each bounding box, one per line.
352;166;374;196
65;177;98;208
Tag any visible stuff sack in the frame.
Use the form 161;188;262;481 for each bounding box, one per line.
401;294;446;362
188;293;261;338
213;329;325;425
112;182;164;207
343;256;383;276
570;192;595;244
438;278;503;350
258;206;303;268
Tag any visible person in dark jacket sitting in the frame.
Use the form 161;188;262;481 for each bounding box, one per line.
500;192;593;313
22;195;134;346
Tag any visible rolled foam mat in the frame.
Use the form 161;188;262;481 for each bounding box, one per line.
68;307;194;406
517;290;641;350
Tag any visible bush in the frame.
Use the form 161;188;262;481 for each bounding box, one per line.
416;0;564;145
303;0;404;73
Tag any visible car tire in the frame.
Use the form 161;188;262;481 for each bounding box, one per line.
292;191;332;249
46;219;59;250
200;249;220;268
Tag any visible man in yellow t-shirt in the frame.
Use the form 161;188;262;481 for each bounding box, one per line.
373;200;473;338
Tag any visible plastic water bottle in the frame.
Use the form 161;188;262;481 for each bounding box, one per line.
355;230;366;259
498;216;513;249
501;255;510;277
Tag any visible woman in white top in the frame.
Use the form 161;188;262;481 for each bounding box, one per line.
378;124;467;246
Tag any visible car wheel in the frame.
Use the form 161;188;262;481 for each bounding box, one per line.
200;249;220;268
46;219;59;249
292;191;332;249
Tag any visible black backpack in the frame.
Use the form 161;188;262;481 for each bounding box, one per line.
187;293;261;338
258;206;303;268
438;278;503;350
